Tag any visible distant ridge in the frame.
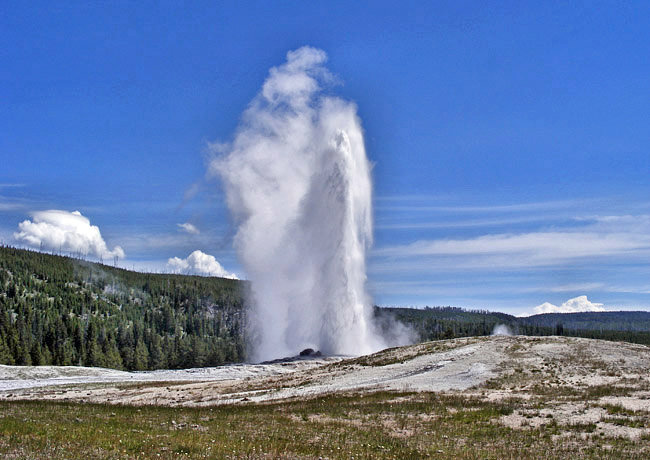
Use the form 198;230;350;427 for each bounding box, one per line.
519;310;650;332
376;305;650;346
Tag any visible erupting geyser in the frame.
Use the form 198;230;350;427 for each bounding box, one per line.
213;46;386;361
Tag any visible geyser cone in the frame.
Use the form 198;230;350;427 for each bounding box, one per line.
214;46;385;361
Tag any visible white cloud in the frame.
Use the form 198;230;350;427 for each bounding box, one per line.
376;215;553;230
0;202;23;211
379;231;650;258
167;250;238;279
177;222;200;235
374;227;650;269
532;295;606;315
14;210;125;260
376;199;587;213
0;194;30;212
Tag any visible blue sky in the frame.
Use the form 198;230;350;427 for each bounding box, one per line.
2;2;650;314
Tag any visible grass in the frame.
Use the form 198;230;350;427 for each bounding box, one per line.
1;391;648;459
603;417;647;429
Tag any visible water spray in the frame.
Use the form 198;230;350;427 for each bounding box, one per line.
214;47;386;361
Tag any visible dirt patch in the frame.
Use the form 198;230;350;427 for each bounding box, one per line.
500;403;605;429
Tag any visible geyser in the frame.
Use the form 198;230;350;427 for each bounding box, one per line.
213;46;386;361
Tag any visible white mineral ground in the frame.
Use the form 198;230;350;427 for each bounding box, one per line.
2;336;650;439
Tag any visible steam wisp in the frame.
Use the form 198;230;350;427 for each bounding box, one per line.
492;324;513;336
213;47;386;361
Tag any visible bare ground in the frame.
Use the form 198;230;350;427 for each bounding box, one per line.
2;335;649;440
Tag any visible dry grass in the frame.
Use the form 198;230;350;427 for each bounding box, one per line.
1;391;649;459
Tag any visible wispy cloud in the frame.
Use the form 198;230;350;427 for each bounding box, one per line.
177;222;200;234
597;284;650;295
369;280;514;297
0;202;24;211
376;231;650;262
375;215;555;230
372;214;650;273
376;199;591;213
0;194;32;212
535;283;607;293
0;183;26;189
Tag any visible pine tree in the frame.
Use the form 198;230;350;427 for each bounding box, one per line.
30;342;43;365
148;335;166;369
134;339;149;371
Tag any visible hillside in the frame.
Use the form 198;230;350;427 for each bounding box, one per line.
0;246;246;370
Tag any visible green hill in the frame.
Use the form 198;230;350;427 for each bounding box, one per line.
0;246;246;370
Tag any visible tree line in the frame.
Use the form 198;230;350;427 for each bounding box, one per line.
376;306;650;346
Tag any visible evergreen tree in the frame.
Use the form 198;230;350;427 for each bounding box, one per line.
134;339;149;371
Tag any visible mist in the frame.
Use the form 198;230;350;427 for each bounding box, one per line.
213;47;388;361
492;324;513;336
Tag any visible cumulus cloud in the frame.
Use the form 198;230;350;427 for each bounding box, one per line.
14;210;125;260
167;250;238;279
177;222;200;235
532;295;606;315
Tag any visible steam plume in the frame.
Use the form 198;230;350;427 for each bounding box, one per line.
213;46;386;361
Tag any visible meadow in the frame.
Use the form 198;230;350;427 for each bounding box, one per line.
1;388;649;459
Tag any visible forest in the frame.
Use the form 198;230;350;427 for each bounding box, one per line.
0;246;245;370
1;246;649;371
377;306;650;346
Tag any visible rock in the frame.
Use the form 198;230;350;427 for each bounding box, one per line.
299;348;322;357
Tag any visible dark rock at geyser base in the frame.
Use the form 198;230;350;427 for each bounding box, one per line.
299;348;322;357
260;348;323;365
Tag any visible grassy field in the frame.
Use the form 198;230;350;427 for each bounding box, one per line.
1;390;648;459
